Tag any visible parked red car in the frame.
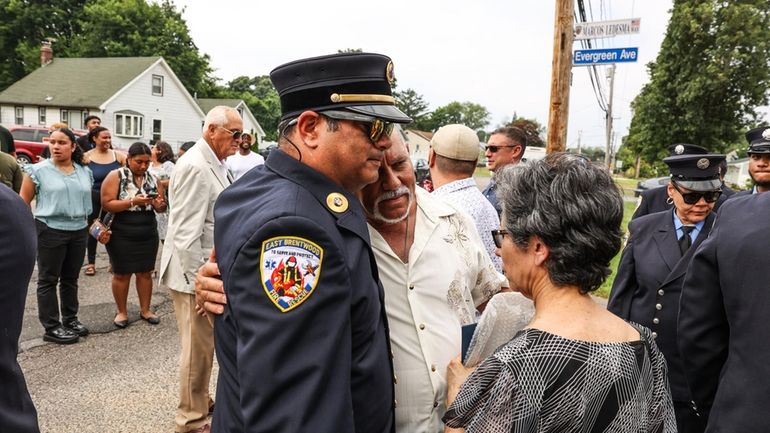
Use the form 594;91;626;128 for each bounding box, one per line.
10;126;87;165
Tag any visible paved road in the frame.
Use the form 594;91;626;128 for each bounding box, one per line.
19;246;217;433
17;175;616;432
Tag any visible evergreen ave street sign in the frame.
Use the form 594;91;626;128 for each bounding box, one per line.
573;47;639;66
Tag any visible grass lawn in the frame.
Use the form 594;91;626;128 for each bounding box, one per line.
596;198;637;298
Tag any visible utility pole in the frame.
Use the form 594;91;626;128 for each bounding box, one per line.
577;130;582;154
546;0;575;153
604;64;615;169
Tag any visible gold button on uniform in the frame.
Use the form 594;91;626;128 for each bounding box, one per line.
655;303;662;310
326;192;349;213
653;318;660;324
658;289;665;296
652;332;658;338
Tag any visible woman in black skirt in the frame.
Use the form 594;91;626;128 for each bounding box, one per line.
101;142;167;328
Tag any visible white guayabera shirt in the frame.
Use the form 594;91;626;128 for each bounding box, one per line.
368;188;506;433
431;177;503;272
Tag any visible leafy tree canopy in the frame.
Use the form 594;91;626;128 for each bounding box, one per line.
622;0;770;175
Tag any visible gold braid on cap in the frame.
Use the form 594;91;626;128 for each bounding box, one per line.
330;93;394;104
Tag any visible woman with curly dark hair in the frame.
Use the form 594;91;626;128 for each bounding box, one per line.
20;127;93;345
443;153;675;433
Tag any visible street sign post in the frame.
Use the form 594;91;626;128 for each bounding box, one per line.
573;47;639;66
575;18;641;40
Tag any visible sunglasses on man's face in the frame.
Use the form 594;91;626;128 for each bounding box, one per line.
321;111;394;143
491;229;510;248
219;126;243;140
359;118;395;143
672;182;721;205
485;145;516;153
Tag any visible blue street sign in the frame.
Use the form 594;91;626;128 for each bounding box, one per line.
573;47;639;66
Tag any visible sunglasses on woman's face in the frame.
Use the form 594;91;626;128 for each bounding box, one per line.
491;229;510;248
672;183;722;205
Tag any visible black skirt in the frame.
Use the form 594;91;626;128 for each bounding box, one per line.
105;210;158;274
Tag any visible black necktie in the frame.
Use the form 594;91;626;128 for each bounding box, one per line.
679;225;694;255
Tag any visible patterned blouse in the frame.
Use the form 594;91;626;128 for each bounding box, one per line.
117;167;159;212
444;324;676;433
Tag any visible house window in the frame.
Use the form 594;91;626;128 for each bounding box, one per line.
38;107;46;125
152;75;164;96
152;119;162;143
15;106;24;125
60;109;69;124
114;112;144;137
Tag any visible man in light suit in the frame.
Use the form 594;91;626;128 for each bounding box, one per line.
160;106;241;433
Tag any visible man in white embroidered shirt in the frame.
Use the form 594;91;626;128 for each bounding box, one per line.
359;129;504;432
194;129;506;433
428;124;502;272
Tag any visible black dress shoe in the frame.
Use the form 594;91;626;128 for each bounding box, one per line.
43;326;80;344
63;319;90;337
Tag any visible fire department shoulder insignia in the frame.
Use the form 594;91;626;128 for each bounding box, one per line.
260;236;323;313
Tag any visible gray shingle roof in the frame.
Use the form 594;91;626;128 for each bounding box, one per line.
196;98;242;113
0;57;161;108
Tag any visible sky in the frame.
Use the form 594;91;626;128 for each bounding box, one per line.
170;0;674;151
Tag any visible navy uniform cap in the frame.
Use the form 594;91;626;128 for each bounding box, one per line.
745;126;770;154
667;143;708;156
270;52;412;124
663;153;725;191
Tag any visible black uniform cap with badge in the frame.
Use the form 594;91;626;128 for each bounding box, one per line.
270;52;412;143
746;126;770;155
664;152;726;204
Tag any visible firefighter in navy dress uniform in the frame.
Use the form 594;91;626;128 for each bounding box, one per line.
210;53;411;433
678;140;770;431
608;152;726;433
632;144;728;219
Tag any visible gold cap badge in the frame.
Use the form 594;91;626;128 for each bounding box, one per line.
386;61;395;85
697;158;710;169
326;192;349;213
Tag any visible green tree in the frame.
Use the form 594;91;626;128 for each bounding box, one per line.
394;88;430;128
509;114;546;148
0;0;89;90
623;0;770;173
69;0;216;96
222;75;281;142
424;101;490;132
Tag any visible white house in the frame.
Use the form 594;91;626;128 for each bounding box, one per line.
196;98;266;145
404;129;433;161
0;54;205;150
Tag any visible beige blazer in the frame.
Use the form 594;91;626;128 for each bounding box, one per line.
159;138;230;294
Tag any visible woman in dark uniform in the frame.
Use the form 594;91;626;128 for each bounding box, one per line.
608;152;726;433
100;142;166;328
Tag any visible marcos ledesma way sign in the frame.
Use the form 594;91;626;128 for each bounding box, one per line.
573;47;638;66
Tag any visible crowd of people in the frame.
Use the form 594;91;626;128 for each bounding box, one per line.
1;51;769;433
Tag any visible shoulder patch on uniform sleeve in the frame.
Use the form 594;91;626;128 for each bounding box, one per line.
260;236;323;313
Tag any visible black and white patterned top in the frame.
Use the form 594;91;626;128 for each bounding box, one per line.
443;324;676;433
